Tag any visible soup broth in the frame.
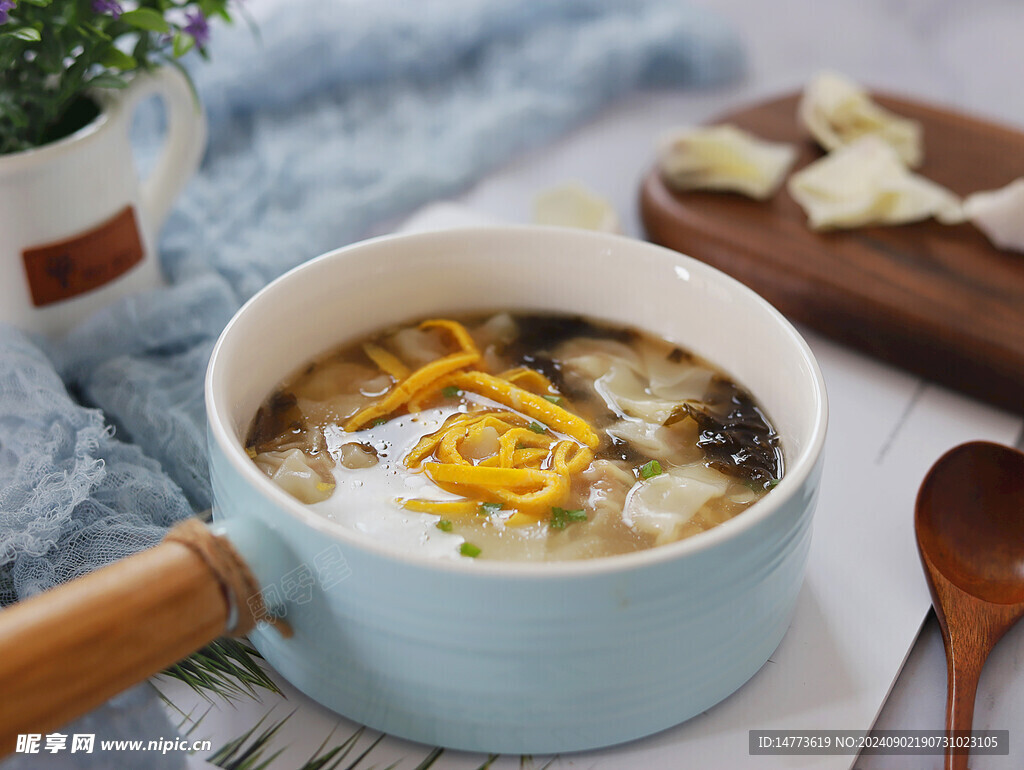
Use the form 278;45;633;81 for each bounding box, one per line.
246;313;783;561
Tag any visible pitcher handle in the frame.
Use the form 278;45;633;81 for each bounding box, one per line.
121;67;207;234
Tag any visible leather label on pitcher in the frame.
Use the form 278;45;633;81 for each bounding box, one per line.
22;206;145;307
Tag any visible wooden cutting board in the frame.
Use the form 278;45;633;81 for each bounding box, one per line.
640;93;1024;416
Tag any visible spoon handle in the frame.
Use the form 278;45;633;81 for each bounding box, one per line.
941;625;987;770
931;579;1018;770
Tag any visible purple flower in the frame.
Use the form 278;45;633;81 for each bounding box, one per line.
91;0;123;20
183;9;209;48
0;0;16;26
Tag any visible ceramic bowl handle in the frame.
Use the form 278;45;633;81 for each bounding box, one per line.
0;518;254;757
123;67;208;234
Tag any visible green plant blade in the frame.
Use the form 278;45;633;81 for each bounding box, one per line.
121;8;170;33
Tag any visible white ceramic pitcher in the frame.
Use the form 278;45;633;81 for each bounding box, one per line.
0;67;206;336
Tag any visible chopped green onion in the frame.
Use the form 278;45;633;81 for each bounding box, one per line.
542;395;562;405
372;417;387;427
479;502;503;515
639;460;663;479
436;519;453;532
442;386;462;398
460;542;482;558
528;421;547;434
743;476;781;492
550;507;587;529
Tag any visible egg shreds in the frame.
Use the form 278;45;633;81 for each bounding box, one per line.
445;370;599;449
362;342;409;380
342;349;480;431
346;319;598;523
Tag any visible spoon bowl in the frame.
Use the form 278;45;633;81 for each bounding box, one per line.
915;441;1024;770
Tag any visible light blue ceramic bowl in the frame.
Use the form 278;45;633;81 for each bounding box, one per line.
205;226;827;754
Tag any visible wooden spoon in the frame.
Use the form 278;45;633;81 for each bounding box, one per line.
915;441;1024;770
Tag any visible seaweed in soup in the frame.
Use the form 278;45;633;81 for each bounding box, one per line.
665;377;783;488
508;314;637;356
247;389;304;451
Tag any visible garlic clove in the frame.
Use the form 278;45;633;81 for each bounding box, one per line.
798;71;923;167
788;136;963;230
657;124;797;200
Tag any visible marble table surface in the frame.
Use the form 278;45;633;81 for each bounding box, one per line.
440;1;1024;766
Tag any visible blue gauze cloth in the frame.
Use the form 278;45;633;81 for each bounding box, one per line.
1;0;742;766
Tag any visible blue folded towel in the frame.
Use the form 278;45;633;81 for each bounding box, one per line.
1;1;742;765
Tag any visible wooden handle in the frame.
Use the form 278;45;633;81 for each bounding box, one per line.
942;627;986;770
0;533;230;756
929;579;1018;770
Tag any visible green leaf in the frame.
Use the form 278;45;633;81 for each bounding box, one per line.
460;542;482;558
435;519;453;532
0;95;29;129
414;747;446;770
207;709;292;769
88;73;130;89
172;30;194;58
100;47;137;70
131;30;151;62
76;22;112;42
296;725;367;770
159;638;281;702
3;28;42;42
527;421;546;434
478;502;503;515
199;0;234;23
318;732;385;770
19;0;53;6
121;8;170;33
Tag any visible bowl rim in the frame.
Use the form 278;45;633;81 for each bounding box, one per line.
206;225;828;578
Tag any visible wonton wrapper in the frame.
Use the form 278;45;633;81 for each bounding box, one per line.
623;465;731;545
580;459;636;529
963;177;1024;254
254;448;333;504
658;124;797;200
595;363;679;424
788;136;963;230
799;71;923;167
559;337;715;427
533;182;621;233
